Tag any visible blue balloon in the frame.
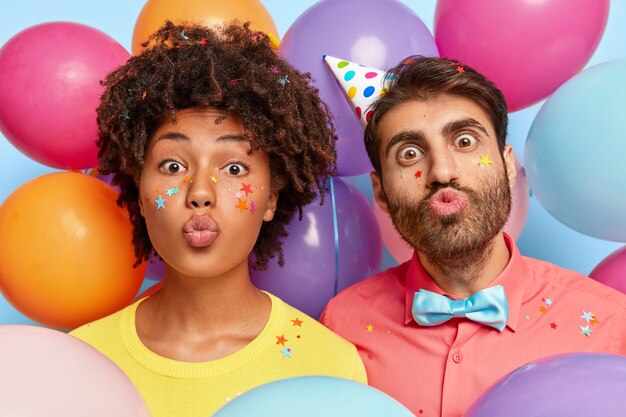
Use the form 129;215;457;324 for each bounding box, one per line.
213;376;415;417
525;59;626;242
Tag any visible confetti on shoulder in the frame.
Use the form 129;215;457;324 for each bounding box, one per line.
292;318;303;327
276;334;288;346
366;324;374;333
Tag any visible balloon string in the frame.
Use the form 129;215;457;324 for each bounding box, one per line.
330;176;340;296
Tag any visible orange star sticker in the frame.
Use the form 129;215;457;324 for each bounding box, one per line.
211;176;218;184
456;65;465;73
415;170;422;178
183;176;192;184
276;334;288;346
291;318;303;327
235;198;248;213
240;182;253;196
539;305;547;313
590;314;600;326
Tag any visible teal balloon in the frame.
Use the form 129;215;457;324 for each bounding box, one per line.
525;59;626;242
213;376;415;417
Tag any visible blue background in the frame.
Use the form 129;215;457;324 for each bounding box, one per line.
1;1;625;325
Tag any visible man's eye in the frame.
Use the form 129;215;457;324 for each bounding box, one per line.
398;145;422;161
455;134;476;148
159;161;186;174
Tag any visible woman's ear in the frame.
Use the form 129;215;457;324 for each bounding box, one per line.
263;190;279;222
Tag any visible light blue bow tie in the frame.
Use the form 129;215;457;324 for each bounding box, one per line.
412;285;509;331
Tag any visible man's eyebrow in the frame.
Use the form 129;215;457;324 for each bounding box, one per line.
385;130;425;158
441;118;489;137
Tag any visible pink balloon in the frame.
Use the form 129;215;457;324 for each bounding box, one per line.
590;246;626;294
373;154;529;264
435;0;609;112
0;22;129;169
0;325;151;417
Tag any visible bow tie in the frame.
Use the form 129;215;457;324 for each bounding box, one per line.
412;285;509;331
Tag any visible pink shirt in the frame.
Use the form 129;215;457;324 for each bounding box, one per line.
321;234;626;417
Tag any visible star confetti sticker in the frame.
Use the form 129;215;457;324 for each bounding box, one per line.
276;334;288;346
415;170;422;178
123;110;130;120
183;176;192;184
155;195;166;209
525;315;530;321
211;176;218;184
165;187;179;196
249;201;256;213
181;30;189;40
292;318;303;327
367;353;374;360
581;311;593;323
590;313;600;326
539;305;547;313
544;298;553;306
235;191;244;199
419;410;424;415
235;198;248;213
281;347;292;358
200;37;208;47
456;65;465;74
240;182;253;196
479;154;493;167
580;325;593;337
141;91;147;100
278;75;290;86
269;66;280;74
366;324;374;333
550;322;558;330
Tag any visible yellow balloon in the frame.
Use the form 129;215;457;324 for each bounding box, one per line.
132;0;280;54
0;172;145;329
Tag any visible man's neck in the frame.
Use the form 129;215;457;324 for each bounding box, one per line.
418;232;511;298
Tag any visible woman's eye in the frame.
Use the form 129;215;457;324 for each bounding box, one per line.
223;163;248;176
398;145;422;162
159;160;186;174
454;134;476;148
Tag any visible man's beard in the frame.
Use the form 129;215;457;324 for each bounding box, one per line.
385;166;512;271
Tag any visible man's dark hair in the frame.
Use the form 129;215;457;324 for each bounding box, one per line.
364;55;508;175
96;21;337;270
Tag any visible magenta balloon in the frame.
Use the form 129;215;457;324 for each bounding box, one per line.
0;325;151;417
0;22;129;169
435;0;609;112
464;353;626;417
251;178;382;318
590;246;626;294
280;0;438;176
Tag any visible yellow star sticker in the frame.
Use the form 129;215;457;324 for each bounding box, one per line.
480;154;493;167
211;176;218;184
366;324;374;333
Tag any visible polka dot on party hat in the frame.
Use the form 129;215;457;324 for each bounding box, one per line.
323;55;389;127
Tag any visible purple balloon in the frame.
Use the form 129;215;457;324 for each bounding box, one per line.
280;0;438;176
464;353;626;417
590;245;626;294
251;178;382;319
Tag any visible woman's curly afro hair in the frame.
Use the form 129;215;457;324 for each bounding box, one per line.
96;21;337;270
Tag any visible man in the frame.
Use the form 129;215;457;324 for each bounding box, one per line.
320;56;626;417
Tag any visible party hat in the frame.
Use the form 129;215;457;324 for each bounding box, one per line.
323;55;391;127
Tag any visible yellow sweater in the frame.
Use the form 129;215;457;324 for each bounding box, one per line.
70;293;367;417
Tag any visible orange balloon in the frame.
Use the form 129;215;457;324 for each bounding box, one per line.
132;0;280;54
0;172;145;329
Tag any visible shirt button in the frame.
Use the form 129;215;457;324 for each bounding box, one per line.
453;352;463;363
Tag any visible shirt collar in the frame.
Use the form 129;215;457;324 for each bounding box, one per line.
403;233;527;331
